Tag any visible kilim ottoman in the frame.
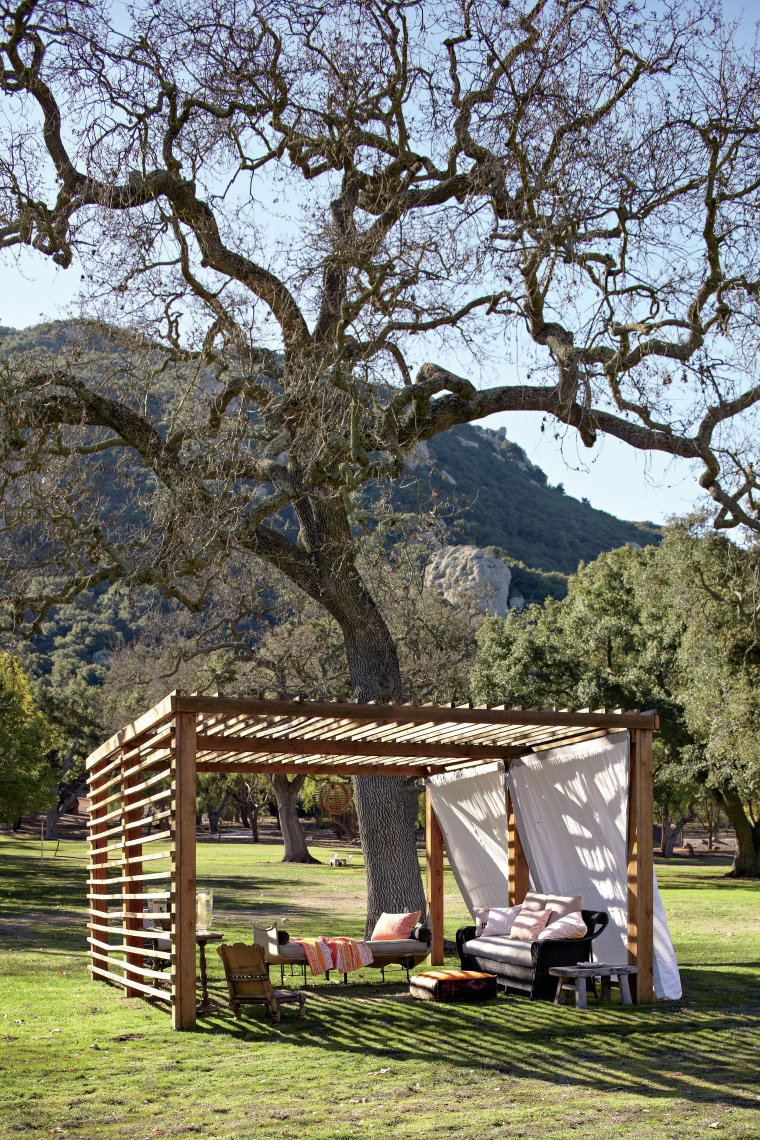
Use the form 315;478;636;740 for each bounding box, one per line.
410;969;497;1002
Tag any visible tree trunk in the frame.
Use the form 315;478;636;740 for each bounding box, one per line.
661;810;690;859
45;779;85;840
711;784;760;878
207;790;233;838
341;601;427;936
660;806;670;857
270;774;318;863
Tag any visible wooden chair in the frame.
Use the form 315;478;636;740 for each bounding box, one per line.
216;942;306;1023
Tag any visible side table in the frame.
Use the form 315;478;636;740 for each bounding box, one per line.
549;964;638;1009
197;931;224;1015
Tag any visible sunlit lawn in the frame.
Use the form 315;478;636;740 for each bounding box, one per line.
1;834;759;1139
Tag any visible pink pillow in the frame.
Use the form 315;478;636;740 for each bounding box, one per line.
510;908;552;942
370;911;421;941
536;911;587;942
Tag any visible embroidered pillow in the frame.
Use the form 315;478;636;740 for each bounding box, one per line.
370;910;421;941
519;890;583;924
482;904;523;938
509;908;552;942
536;910;587;942
473;906;490;937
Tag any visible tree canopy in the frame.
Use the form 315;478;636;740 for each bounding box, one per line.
0;652;56;823
4;0;760;916
472;521;760;876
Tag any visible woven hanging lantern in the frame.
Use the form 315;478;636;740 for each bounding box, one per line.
315;780;352;817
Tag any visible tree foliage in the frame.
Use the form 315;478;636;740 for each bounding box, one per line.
4;0;760;914
472;523;760;875
0;652;56;823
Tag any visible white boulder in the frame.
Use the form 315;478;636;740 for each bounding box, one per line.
424;545;512;617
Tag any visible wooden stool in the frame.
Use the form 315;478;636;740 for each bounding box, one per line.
549;964;638;1009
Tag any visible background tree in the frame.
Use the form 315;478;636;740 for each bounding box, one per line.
0;653;56;824
655;520;760;876
471;542;699;856
473;525;760;876
3;0;760;920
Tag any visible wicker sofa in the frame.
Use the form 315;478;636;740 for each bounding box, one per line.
456;909;609;1000
254;922;432;983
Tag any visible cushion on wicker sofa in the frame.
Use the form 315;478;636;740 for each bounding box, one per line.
457;908;609;1000
462;935;535;967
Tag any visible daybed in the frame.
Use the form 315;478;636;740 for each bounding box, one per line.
254;919;432;983
456;894;609;1000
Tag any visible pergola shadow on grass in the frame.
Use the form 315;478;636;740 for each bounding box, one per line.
85;693;657;1028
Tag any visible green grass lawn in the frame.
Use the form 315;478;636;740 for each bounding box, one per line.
1;835;759;1140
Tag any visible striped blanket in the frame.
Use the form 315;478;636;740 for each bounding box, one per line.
290;936;374;976
290;937;333;976
323;937;374;973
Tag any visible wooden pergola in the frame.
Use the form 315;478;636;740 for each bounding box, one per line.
85;693;657;1028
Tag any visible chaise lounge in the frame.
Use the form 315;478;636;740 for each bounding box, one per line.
456;892;609;1000
254;914;432;983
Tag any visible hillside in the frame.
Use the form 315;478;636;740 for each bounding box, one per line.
1;321;659;606
393;422;659;599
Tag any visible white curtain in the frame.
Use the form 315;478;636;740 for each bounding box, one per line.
426;733;682;1000
425;762;510;914
507;732;681;1000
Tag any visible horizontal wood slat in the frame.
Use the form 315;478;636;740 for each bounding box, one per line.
195;761;433;777
195;733;524;762
87;869;171;886
92;830;172;858
88;963;172;1002
88;919;171;939
87;891;172;902
177;694;658;730
95;767;171;809
89;850;171;871
95;811;172;843
86;693;177;769
87;935;171;961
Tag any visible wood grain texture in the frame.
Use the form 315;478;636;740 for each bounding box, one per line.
507;788;529;907
172;712;197;1030
425;789;445;966
176;693;658;730
88;760;110;979
627;729;654;1003
122;754;144;997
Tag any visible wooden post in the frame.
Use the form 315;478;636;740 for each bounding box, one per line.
88;761;109;979
627;730;654;1003
507;788;529;907
122;751;143;997
425;788;444;965
172;712;197;1030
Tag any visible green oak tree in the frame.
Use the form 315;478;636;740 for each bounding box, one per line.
472;527;760;876
0;653;56;824
4;0;760;918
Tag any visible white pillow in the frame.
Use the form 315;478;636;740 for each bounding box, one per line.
481;904;522;938
473;907;490;937
536;910;587;942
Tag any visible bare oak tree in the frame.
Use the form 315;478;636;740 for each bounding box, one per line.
2;0;760;925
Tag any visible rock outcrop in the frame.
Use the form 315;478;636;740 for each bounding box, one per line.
424;545;512;617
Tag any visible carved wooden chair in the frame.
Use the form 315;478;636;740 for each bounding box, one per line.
216;942;306;1023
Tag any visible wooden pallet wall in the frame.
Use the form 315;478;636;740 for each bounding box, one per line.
87;737;174;1004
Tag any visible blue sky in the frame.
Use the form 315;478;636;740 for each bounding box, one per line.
0;249;709;527
2;2;756;527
